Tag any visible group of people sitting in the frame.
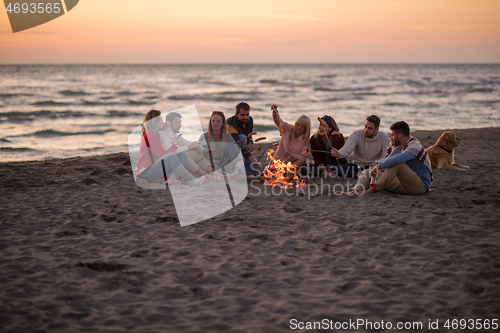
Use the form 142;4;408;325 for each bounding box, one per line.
137;102;432;196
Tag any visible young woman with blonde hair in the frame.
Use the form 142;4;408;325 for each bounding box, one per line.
271;104;311;167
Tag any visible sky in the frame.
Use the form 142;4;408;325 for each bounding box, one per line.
1;0;499;64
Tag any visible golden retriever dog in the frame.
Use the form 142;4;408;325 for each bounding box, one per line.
426;131;469;170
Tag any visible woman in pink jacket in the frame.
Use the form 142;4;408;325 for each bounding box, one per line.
271;104;311;167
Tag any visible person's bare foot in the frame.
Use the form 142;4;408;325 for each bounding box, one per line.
326;171;337;178
334;190;351;195
354;187;377;195
335;187;377;196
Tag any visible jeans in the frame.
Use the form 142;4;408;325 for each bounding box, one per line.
331;163;368;178
325;140;348;167
236;134;263;175
141;152;187;180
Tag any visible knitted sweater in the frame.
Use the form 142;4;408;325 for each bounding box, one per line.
337;129;390;166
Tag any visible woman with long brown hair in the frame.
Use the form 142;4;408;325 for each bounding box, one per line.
310;115;347;176
137;109;205;186
198;111;240;173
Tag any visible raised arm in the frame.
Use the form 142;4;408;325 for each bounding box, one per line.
271;104;282;127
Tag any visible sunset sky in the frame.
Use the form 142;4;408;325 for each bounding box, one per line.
1;0;499;63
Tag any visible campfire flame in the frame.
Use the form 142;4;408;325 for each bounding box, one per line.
263;149;306;188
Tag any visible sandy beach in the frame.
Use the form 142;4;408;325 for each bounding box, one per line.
1;127;499;332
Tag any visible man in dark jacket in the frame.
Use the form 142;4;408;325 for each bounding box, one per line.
226;102;263;175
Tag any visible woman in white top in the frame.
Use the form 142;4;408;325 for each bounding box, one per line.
199;111;240;173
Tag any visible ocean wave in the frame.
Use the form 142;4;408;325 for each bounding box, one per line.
204;81;231;86
0;110;100;122
24;129;115;138
323;96;364;102
464;88;495;93
168;93;261;102
353;92;379;96
83;100;111;106
29;99;156;107
415;102;440;108
81;146;105;151
82;100;156;106
59;90;90;96
260;80;313;87
31;101;70;106
0;110;148;122
253;124;278;132
259;79;279;84
383;102;410;107
390;89;445;96
107;111;144;117
216;91;251;95
117;90;139;96
314;87;374;92
313;87;336;92
403;79;426;87
318;74;337;78
438;81;479;87
0;93;34;98
0;110;52;118
126;100;156;105
481;79;500;85
0;147;36;151
468;100;500;106
1;138;11;142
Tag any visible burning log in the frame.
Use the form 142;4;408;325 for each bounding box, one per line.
262;149;307;189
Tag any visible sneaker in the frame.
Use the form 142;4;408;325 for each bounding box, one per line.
187;176;206;186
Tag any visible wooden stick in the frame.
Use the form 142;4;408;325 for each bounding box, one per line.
257;142;279;162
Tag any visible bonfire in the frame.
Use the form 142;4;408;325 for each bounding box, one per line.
262;149;306;189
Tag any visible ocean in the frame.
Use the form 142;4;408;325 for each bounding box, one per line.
1;64;499;163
